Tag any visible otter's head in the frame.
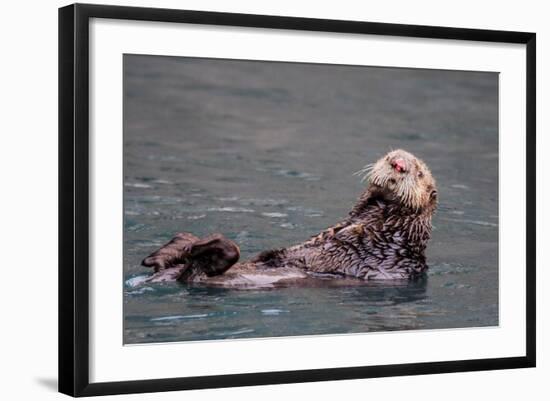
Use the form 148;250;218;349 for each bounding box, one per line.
359;149;437;211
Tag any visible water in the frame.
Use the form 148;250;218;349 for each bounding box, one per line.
123;55;499;344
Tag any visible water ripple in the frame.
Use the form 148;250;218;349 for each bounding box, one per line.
151;314;209;322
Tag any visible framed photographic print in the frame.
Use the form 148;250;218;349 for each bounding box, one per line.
58;3;536;397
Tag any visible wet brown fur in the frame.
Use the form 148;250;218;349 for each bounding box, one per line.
141;149;437;285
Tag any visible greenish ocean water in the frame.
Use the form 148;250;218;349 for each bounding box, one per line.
123;55;498;344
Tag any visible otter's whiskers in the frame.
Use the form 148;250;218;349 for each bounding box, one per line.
396;174;423;211
353;163;375;182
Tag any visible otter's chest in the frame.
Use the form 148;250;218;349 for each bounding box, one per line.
305;220;427;278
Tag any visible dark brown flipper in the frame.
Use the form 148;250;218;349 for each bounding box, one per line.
141;232;199;272
142;232;241;282
178;234;241;282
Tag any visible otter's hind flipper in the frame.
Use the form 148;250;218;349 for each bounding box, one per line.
141;232;199;272
178;234;241;282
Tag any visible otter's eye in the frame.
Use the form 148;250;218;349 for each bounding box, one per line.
418;171;424;178
430;190;438;199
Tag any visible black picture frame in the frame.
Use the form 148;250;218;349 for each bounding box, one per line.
58;3;536;397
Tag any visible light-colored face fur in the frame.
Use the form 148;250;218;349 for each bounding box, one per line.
356;149;437;211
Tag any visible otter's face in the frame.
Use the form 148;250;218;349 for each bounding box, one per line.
366;149;437;210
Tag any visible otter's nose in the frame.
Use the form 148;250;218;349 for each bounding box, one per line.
391;158;407;172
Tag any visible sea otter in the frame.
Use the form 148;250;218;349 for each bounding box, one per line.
140;149;438;286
